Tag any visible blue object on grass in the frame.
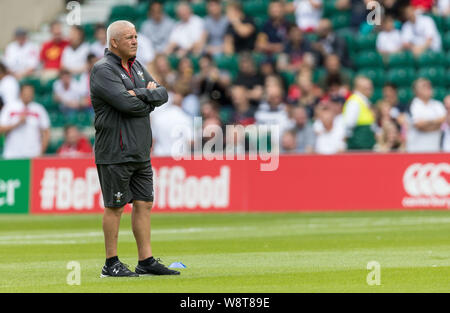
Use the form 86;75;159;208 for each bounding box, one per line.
169;262;187;268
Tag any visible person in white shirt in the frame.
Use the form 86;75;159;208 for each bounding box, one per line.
53;69;83;118
255;84;292;144
136;32;155;68
0;84;50;159
401;5;442;55
286;0;323;32
406;78;446;152
314;107;346;154
376;14;402;56
90;24;107;59
151;86;193;157
0;63;20;107
3;28;39;80
166;2;205;57
61;25;90;74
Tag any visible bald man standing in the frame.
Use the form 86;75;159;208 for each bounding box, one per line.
90;20;179;277
342;76;376;150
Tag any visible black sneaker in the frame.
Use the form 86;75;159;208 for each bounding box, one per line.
100;261;139;278
135;258;180;276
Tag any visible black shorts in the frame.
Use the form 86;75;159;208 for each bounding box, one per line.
97;161;154;208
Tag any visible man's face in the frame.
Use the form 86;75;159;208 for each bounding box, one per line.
150;3;163;21
69;27;83;46
177;5;191;22
269;2;283;20
95;28;106;43
207;1;221;17
317;20;331;37
325;55;340;72
51;23;63;41
21;86;34;104
415;80;433;100
112;26;138;59
293;107;307;126
65;127;80;145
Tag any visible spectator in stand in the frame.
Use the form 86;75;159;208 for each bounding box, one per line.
312;18;351;68
202;116;224;154
57;125;93;157
136;32;155;67
0;62;20;107
335;0;371;31
40;20;69;80
317;53;351;91
90;24;107;59
230;85;256;126
3;28;39;80
201;0;229;56
148;54;176;90
382;0;410;20
401;5;442;56
255;84;292;143
224;1;257;54
406;78;446;152
200;99;221;121
376;14;403;57
151;83;193;157
166;2;204;57
281;129;299;153
141;1;175;54
53;69;84;119
277;25;314;73
255;0;290;55
435;0;450;15
194;54;231;106
0;84;50;159
287;70;320;118
286;0;323;33
375;119;404;152
313;103;346;154
234;53;264;105
61;25;90;75
374;100;404;152
343;76;376;150
77;53;98;114
382;82;409;118
441;95;450;151
290;106;315;153
174;57;200;116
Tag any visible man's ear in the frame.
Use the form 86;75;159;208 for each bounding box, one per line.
112;38;118;48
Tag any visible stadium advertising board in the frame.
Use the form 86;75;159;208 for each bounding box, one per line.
30;157;247;214
0;159;30;214
29;154;450;214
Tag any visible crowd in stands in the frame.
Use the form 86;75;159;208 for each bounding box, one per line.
0;0;450;160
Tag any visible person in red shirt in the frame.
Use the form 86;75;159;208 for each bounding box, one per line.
40;20;69;80
57;124;93;157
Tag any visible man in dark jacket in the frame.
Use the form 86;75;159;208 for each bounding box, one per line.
90;20;179;277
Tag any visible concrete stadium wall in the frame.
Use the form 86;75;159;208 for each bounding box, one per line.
0;0;64;49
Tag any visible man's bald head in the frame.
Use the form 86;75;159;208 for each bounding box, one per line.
106;20;137;60
354;76;374;99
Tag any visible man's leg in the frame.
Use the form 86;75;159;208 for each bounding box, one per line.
131;200;153;260
103;206;124;258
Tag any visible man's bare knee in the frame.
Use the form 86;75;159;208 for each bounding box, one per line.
105;206;125;216
133;200;153;211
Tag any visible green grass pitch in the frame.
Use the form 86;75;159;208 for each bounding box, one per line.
0;211;449;292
